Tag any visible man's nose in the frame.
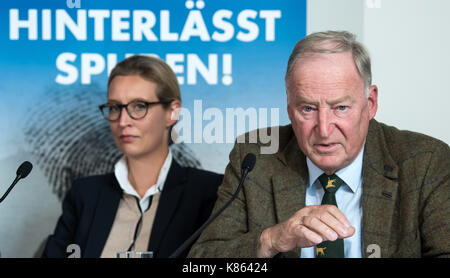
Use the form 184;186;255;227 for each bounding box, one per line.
317;108;334;138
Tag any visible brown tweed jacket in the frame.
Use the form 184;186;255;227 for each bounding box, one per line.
188;119;450;258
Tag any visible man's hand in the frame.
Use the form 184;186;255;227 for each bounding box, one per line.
257;205;355;258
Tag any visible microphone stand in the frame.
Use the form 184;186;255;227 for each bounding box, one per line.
169;155;255;258
0;176;21;204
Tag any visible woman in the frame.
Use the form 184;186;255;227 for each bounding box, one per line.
43;55;223;258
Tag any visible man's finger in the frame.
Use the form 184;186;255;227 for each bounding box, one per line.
325;205;353;231
294;224;323;247
301;215;339;242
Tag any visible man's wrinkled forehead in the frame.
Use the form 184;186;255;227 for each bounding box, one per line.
292;94;354;106
286;51;364;94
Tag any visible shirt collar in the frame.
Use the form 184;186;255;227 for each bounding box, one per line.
306;146;364;193
114;149;173;200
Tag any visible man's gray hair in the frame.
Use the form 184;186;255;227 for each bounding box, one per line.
285;31;372;97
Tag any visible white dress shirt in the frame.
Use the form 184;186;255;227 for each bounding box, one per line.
300;147;364;258
114;150;173;212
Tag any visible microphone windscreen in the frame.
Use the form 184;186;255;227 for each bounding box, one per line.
242;153;256;173
17;161;33;179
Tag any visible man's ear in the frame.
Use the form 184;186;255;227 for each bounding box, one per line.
367;85;378;120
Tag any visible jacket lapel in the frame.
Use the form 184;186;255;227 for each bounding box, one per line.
362;120;399;258
148;160;186;256
272;132;308;258
84;175;122;258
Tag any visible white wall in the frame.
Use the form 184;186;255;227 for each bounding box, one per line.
308;0;365;40
364;0;450;144
308;0;450;144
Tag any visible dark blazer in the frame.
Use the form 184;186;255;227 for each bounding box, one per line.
189;119;450;258
42;159;223;258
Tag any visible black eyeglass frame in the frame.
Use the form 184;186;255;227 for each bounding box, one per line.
98;100;172;121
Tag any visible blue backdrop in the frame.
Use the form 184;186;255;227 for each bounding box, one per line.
0;0;306;257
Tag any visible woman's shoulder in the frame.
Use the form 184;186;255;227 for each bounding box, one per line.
60;173;122;213
70;172;117;195
181;165;223;182
179;165;224;194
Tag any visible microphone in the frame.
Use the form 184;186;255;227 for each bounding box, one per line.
0;161;33;204
169;153;256;258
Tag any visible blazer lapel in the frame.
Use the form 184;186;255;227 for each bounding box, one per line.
84;175;122;258
148;160;186;256
272;133;308;258
362;120;399;258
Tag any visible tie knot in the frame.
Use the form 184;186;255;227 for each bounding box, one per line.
318;173;343;193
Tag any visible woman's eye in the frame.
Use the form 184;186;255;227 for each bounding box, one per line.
109;105;121;113
133;103;147;111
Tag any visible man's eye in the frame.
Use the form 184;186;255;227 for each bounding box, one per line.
337;105;348;111
303;106;313;112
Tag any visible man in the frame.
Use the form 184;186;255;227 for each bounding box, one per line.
188;31;450;258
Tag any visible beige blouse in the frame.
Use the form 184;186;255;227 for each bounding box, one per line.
100;192;161;258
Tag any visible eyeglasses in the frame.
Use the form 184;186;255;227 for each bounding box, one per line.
99;100;170;121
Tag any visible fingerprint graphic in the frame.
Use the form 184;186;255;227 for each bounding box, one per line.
23;84;201;200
